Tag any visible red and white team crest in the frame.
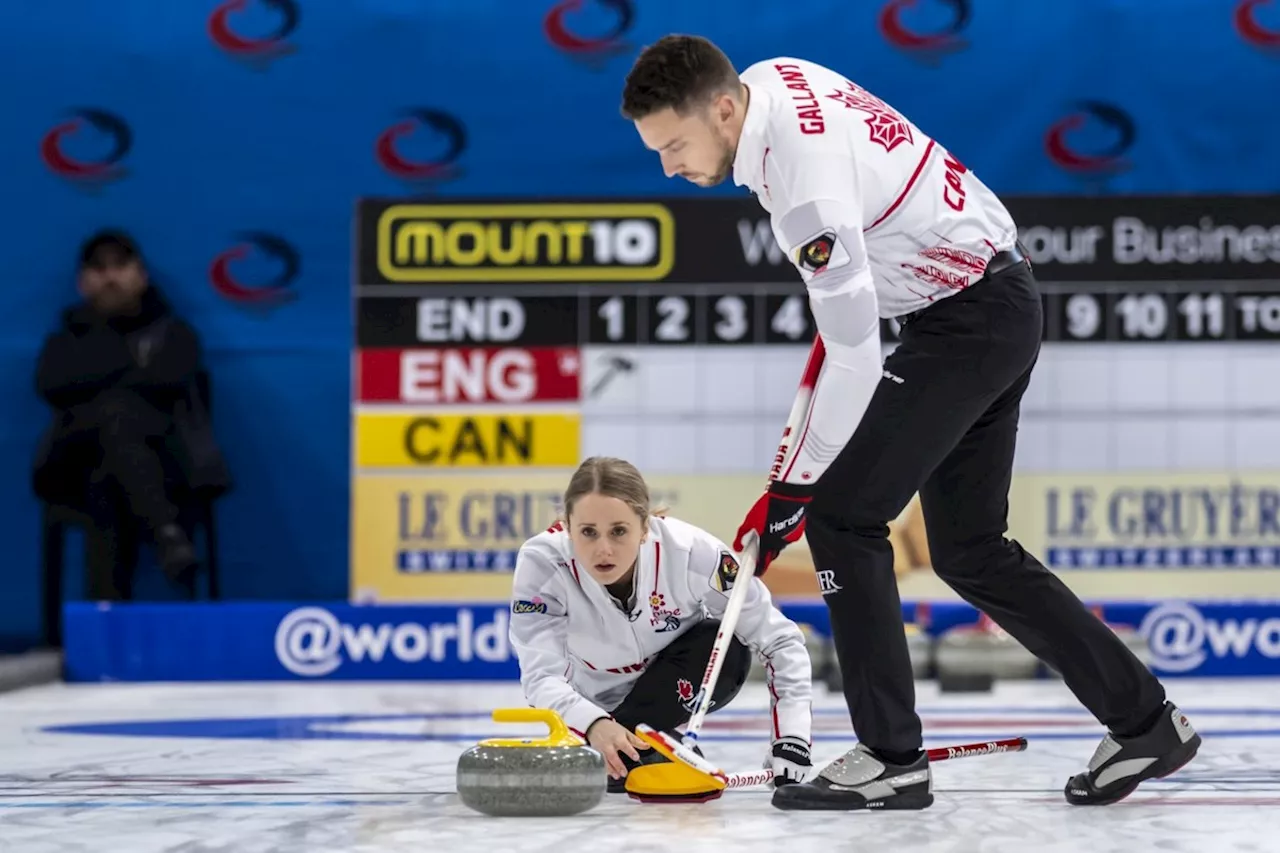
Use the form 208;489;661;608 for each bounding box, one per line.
676;678;695;703
825;80;914;153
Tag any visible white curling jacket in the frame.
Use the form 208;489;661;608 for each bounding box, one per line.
508;514;813;745
729;56;1019;489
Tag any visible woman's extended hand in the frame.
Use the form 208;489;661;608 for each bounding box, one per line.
586;717;651;779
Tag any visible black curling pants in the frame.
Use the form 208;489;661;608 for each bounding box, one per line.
610;620;752;733
806;260;1167;755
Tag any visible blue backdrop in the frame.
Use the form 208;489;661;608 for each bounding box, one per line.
0;0;1277;648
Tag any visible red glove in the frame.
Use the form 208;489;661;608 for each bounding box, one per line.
734;480;813;573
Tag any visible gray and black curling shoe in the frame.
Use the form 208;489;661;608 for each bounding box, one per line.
771;743;933;811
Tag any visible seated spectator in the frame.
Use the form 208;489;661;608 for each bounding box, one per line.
32;230;231;599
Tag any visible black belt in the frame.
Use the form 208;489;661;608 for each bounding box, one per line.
983;239;1031;278
896;240;1030;327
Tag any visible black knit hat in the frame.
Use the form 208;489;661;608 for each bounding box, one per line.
79;229;141;268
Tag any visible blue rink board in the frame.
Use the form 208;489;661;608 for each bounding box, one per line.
61;599;1280;682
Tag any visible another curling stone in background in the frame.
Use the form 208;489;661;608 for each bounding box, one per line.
805;624;833;683
935;613;1037;692
456;708;605;817
826;622;929;693
906;622;934;679
1043;608;1152;678
750;623;832;683
1115;622;1153;667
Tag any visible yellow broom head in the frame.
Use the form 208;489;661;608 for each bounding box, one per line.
625;724;726;803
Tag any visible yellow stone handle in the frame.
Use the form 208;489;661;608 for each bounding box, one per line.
478;707;584;748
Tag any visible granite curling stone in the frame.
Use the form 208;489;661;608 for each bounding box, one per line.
826;623;929;693
456;708;606;817
935;614;1038;688
750;622;831;683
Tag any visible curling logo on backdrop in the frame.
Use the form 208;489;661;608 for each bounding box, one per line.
41;109;133;185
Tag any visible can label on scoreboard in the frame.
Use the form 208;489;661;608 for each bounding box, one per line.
355;411;580;468
357;347;581;404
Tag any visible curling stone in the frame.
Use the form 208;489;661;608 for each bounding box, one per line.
906;622;934;679
934;614;1037;692
750;623;832;683
825;623;930;693
1044;620;1151;678
1115;622;1153;667
456;708;606;817
807;624;834;683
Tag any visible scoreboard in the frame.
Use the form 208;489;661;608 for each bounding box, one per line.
349;195;1280;603
355;195;1280;350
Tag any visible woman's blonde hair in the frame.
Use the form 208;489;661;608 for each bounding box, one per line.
562;456;667;524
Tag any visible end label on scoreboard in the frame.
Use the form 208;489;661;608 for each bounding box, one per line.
358;348;581;404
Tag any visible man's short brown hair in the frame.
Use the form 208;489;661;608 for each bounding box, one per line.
621;35;741;120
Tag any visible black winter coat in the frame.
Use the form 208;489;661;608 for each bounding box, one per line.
32;285;232;509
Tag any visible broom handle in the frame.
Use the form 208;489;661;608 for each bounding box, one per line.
684;336;826;742
718;737;1030;789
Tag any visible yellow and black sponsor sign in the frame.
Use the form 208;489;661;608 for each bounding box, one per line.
373;203;676;282
355;411;580;468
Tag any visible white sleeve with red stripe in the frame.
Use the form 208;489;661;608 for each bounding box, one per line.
508;543;611;737
771;145;884;488
689;531;812;745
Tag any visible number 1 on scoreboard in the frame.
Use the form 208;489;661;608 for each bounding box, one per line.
588;295;641;344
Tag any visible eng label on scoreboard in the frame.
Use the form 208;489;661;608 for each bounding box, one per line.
358;348;581;404
355;411;580;468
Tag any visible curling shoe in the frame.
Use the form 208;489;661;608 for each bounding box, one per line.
772;743;933;810
1065;701;1201;805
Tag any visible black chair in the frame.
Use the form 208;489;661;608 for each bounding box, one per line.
39;372;221;647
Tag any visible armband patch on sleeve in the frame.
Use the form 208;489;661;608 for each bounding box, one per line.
711;552;740;592
797;232;836;272
791;229;851;277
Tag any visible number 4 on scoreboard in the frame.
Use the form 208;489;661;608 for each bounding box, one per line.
764;294;811;343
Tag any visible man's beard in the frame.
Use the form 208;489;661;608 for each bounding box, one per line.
699;143;736;186
92;282;141;316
